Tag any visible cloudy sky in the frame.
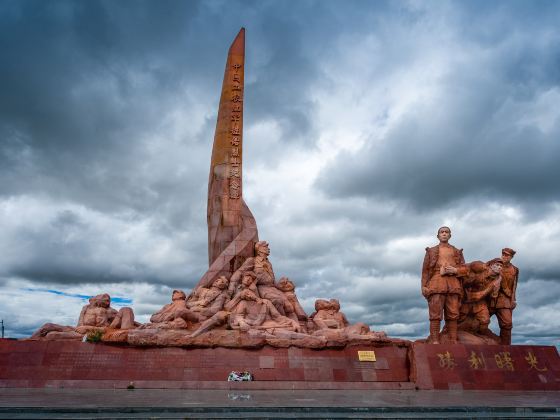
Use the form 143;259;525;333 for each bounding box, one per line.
1;0;559;346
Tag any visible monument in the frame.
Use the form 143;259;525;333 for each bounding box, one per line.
421;227;520;346
25;27;390;350
421;226;464;344
201;27;259;288
0;29;558;391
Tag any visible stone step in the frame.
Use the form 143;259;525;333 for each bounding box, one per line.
0;406;559;419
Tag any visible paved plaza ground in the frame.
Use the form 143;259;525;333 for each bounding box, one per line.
0;388;558;418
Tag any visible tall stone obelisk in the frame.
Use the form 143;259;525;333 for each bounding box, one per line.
196;28;259;289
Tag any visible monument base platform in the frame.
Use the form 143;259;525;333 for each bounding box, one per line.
412;342;560;390
1;339;559;390
0;339;410;390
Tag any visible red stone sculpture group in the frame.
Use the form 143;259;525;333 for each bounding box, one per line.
30;240;392;349
29;31;519;350
422;226;519;345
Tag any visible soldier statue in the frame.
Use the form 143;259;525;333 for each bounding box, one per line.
490;247;519;345
421;226;465;344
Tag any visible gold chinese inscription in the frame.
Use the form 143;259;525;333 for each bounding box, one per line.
229;166;240;178
468;351;487;370
437;351;456;369
357;351;376;362
229;178;240;199
494;351;514;371
525;352;547;372
228;61;243;199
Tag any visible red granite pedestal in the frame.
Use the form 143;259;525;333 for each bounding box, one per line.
0;339;412;390
411;343;560;390
1;339;559;390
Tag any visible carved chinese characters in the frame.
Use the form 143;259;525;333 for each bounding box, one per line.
228;62;243;200
433;348;548;373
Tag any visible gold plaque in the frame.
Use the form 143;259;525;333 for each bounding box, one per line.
358;351;376;362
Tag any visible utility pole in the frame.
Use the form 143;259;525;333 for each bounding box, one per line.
1;320;4;338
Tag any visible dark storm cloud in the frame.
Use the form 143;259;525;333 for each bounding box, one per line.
0;0;205;214
0;0;352;227
0;0;404;288
5;207;184;285
316;2;560;210
245;11;318;147
0;0;343;288
317;96;560;210
244;0;395;147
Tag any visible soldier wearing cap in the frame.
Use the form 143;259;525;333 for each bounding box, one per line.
421;226;465;344
490;248;519;345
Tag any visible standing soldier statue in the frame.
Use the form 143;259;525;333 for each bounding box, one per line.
490;247;519;345
421;226;465;344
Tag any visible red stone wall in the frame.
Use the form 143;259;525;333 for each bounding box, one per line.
412;343;560;390
0;340;410;389
3;339;558;390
